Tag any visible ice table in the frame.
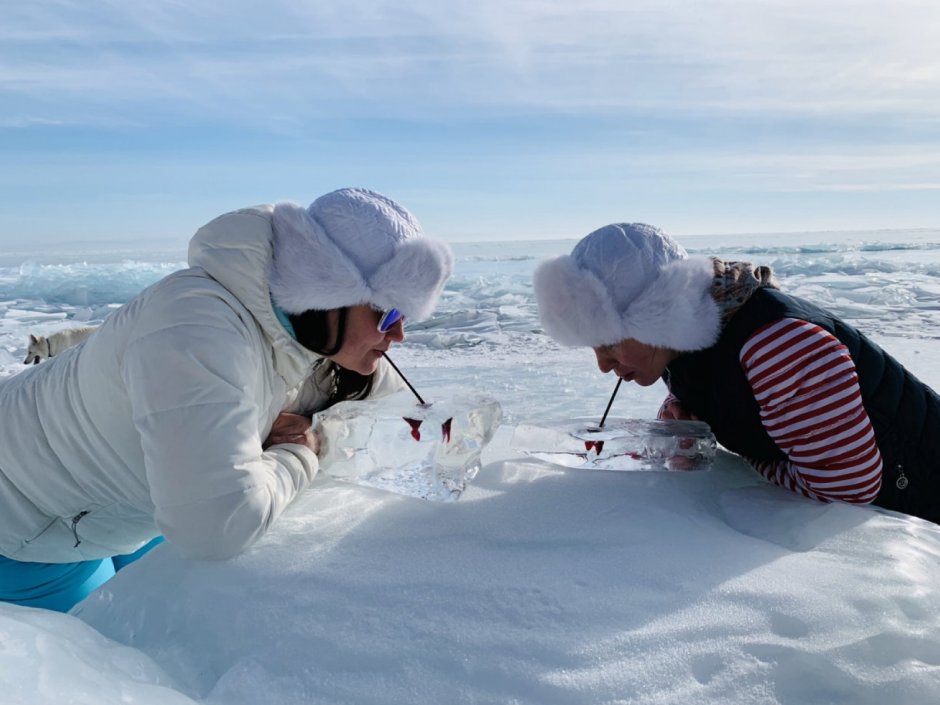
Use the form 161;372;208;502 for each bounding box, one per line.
315;390;503;501
511;418;717;472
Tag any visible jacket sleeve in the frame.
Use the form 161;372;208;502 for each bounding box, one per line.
739;317;882;504
122;302;318;560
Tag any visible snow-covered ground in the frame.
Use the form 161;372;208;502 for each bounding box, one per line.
2;231;940;703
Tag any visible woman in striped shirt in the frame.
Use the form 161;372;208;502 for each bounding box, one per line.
533;222;940;524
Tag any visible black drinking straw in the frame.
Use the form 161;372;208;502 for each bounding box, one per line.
598;377;622;428
382;352;426;405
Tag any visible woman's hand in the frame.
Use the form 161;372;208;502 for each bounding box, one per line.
263;412;320;454
656;394;701;470
657;394;698;421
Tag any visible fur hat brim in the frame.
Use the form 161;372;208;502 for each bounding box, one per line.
534;254;721;351
269;203;453;321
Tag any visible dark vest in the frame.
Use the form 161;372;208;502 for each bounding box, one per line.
664;288;940;524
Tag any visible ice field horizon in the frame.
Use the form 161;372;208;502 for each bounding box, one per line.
5;225;940;422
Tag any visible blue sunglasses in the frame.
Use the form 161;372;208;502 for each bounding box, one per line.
377;308;403;333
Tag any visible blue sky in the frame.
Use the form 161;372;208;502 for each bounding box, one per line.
2;0;938;246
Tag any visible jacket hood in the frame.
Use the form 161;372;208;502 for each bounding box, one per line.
188;205;319;384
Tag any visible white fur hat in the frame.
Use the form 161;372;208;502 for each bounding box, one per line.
533;223;720;351
269;188;454;321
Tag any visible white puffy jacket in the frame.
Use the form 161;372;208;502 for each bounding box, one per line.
0;206;402;562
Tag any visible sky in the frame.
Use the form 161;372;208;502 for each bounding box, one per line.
1;0;939;247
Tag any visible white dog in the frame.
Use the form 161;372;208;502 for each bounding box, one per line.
24;326;97;365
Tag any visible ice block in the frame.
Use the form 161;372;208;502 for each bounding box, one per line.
314;390;503;501
511;418;717;472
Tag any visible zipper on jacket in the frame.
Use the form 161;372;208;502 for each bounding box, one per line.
895;464;909;490
71;511;90;547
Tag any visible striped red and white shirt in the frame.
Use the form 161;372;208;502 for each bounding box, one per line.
738;318;882;504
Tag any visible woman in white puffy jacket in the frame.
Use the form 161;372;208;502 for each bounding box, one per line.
0;187;454;612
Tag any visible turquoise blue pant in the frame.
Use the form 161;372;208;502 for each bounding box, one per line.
0;537;165;613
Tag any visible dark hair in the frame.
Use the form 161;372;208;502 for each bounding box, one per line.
288;307;374;404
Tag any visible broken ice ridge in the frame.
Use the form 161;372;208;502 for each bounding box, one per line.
511;418;717;472
315;390;503;501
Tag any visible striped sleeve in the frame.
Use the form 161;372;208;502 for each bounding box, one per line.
739;318;882;505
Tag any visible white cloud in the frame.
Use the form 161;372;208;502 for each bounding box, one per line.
3;0;940;124
3;0;939;234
